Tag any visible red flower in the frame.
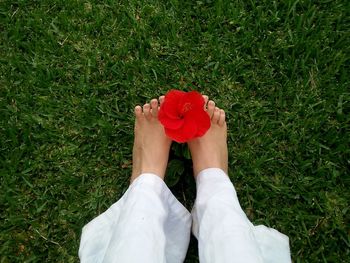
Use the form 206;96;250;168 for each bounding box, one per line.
158;90;211;143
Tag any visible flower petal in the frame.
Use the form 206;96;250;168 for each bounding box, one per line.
161;99;180;119
182;91;205;110
164;128;187;143
159;90;186;119
159;89;210;142
191;109;211;136
160;115;185;130
182;116;198;138
165;116;198;143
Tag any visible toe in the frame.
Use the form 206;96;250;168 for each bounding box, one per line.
151;99;159;117
159;95;165;106
135;105;142;118
143;103;151;119
207;100;215;118
202;95;209;110
212;107;220;123
218;109;226;126
159;96;165;112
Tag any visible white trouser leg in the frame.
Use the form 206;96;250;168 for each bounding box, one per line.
79;173;192;263
192;168;291;263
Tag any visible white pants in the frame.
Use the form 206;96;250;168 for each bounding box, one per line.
79;168;291;263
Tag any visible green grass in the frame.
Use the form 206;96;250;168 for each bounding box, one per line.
1;0;349;262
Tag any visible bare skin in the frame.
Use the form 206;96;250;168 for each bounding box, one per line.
131;96;171;182
188;98;228;177
131;95;228;182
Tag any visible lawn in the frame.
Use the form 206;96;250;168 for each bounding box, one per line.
1;0;349;262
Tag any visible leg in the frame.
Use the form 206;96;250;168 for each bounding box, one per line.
188;99;291;263
79;98;191;263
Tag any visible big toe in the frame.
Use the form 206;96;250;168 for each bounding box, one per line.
159;95;165;106
203;95;209;110
207;100;215;118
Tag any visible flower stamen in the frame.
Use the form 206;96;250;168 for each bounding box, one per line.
182;102;193;114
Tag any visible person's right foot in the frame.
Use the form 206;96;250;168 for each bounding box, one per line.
188;99;228;177
131;97;172;183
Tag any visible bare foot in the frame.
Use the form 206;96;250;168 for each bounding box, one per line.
131;97;172;182
188;99;228;177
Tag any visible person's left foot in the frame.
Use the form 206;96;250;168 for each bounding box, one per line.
188;98;228;177
131;97;172;182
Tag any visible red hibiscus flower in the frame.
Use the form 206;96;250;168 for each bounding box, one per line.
158;90;211;143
